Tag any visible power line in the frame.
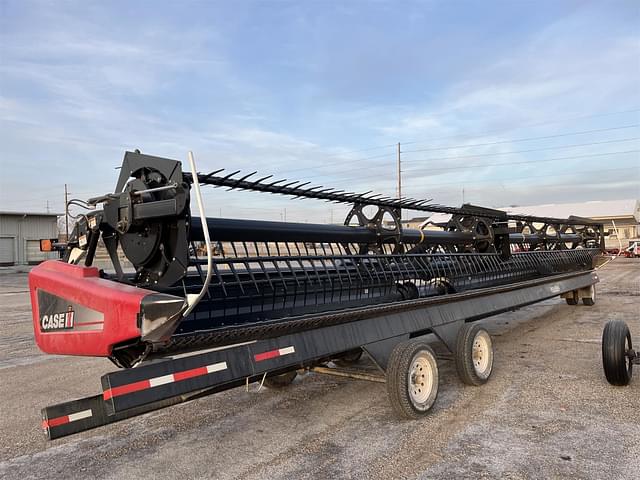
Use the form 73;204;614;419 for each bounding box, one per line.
210;159;635;212
313;107;640;159
266;123;639;179
228;109;640;174
317;143;397;158
397;107;640;148
270;150;396;176
404;178;639;204
283;145;640;182
404;148;640;174
22;113;640;201
244;142;397;173
404;165;638;188
435;178;638;194
12;111;639;212
312;149;639;188
401;138;640;168
401;124;639;156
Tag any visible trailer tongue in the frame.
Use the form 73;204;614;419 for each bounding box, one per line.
30;150;606;439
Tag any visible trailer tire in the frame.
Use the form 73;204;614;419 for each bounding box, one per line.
602;320;633;386
565;291;579;305
333;349;363;366
455;323;494;386
582;285;596;306
386;340;439;419
264;370;297;389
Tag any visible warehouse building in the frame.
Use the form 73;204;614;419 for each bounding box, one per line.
400;216;430;229
0;212;60;266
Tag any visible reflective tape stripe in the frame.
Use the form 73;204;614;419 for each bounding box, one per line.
103;379;150;400
174;366;208;382
254;345;296;362
103;362;228;400
42;416;69;429
43;409;92;430
206;362;227;373
278;346;295;356
68;409;93;422
149;374;174;388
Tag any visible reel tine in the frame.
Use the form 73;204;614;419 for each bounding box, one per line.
222;170;241;181
237;171;257;182
199;168;225;182
226;171;257;190
293;181;311;190
252;175;274;185
267;178;287;189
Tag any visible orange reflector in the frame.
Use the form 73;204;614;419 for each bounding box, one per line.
40;239;53;252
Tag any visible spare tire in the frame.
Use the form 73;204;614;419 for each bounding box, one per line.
602;320;633;386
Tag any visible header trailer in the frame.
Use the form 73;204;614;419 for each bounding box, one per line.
29;151;606;439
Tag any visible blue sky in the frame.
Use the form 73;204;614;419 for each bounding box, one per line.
1;0;638;222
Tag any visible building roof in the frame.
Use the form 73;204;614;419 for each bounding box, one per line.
502;199;639;221
0;211;62;217
422;199;640;227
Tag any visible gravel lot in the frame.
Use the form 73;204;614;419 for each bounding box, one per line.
0;259;638;479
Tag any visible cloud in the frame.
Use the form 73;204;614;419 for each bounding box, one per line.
0;1;638;219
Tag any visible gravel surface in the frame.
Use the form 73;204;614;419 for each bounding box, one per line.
0;259;638;479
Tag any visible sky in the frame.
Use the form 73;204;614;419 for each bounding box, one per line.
1;0;639;223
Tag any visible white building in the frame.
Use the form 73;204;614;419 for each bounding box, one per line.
0;211;60;266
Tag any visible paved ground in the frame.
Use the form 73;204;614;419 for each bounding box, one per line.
0;259;638;479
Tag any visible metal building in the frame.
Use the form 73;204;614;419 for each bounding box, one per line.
0;212;60;266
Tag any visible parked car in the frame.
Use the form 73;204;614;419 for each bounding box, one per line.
623;241;639;258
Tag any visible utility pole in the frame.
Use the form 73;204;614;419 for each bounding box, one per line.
397;142;402;220
284;208;287;223
64;184;69;241
46;200;50;214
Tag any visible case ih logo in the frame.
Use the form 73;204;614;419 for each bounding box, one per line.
40;306;75;331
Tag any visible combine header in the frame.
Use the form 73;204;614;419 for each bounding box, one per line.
30;151;606;439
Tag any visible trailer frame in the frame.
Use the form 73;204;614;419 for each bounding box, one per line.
42;268;598;440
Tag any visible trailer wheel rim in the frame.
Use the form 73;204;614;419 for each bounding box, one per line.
409;353;434;407
472;330;493;379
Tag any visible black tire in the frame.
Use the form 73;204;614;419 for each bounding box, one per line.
455;323;494;386
583;285;596;306
263;370;297;389
386;340;439;419
333;349;363;366
565;291;579;305
602;320;633;386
